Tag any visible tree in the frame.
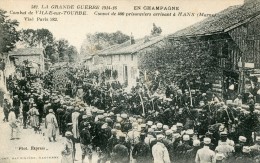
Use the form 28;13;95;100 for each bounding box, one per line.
19;28;54;48
151;23;162;36
80;31;130;58
0;9;20;53
64;45;78;62
138;38;221;89
57;39;69;62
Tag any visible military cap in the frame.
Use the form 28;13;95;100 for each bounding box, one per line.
163;125;169;130
105;117;113;123
67;123;73;126
186;129;194;135
165;130;173;136
176;123;183;127
203;137;211;144
121;113;128;119
147;121;153;126
239;136;247;142
243;146;251;153
193;140;200;147
141;124;146;128
92;108;97;113
80;108;85;112
109;112;114;116
137;118;143;123
171;125;177;132
220;131;227;136
151;125;157;129
97;110;104;114
216;153;225;161
156;134;164;140
256;136;260;142
172;133;181;139
82;115;88;119
183;135;190;141
226;100;233;105
132;122;138;128
148;128;154;133
119;133;126;138
111;129;117;134
101;123;108;129
49;109;54;113
65;131;73;137
116;117;123;123
249;94;254;98
115;123;121;128
98;115;104;119
157;123;163;128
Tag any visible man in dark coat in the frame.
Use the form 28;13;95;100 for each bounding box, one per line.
111;134;129;163
22;100;30;129
80;122;92;163
36;96;44;123
132;133;151;163
107;129;119;160
12;95;21;118
3;98;11;122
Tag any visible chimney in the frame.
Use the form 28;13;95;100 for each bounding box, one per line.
130;33;135;45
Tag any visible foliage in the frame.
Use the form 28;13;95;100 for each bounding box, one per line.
19;29;78;63
19;28;54;47
80;31;130;57
112;70;118;80
0;9;20;53
151;23;162;36
138;38;221;87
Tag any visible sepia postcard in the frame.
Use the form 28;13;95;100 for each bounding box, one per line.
2;0;260;163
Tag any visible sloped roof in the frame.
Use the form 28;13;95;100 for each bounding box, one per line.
169;2;260;38
9;48;44;56
97;35;165;55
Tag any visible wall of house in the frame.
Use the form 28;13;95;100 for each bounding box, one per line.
229;16;260;69
103;53;139;88
13;54;45;72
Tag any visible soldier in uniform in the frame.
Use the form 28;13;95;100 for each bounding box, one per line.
195;138;216;163
111;134;129;163
45;109;58;142
244;105;259;145
152;134;171;163
79;121;92;163
215;131;234;160
22;100;30;129
107;129;119;161
37;96;44;123
234;136;247;159
250;136;260;158
235;146;254;163
175;134;193;163
13;95;21;118
132;133;151;163
3;98;11;122
126;122;140;147
57;106;65;135
97;123;112;163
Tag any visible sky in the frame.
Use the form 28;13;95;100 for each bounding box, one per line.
0;0;244;52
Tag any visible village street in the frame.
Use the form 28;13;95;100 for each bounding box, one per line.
0;108;98;163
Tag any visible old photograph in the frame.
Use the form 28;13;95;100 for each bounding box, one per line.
0;0;260;162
